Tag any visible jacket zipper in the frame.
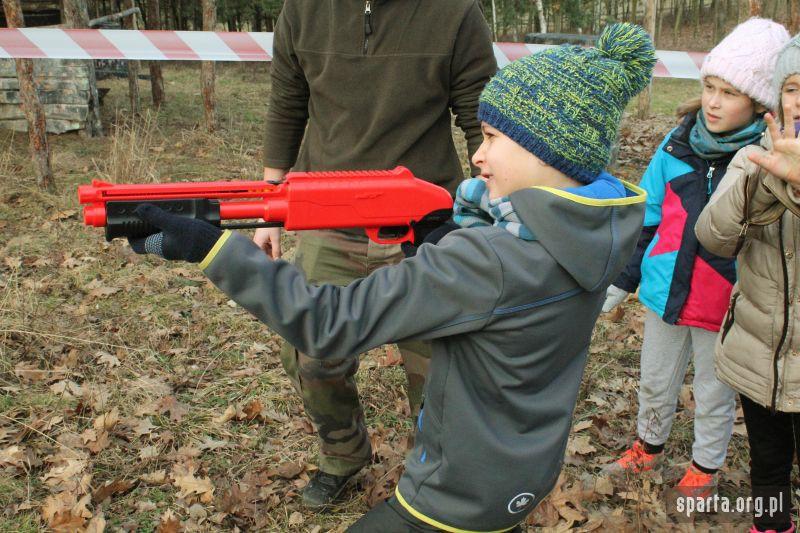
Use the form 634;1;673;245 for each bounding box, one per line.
720;292;739;344
771;217;790;412
706;164;715;198
363;1;372;55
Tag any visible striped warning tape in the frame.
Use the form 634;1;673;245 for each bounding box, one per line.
0;29;706;80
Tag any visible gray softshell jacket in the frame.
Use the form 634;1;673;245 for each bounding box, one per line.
200;182;646;532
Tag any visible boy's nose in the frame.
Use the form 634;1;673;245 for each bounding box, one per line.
472;141;487;167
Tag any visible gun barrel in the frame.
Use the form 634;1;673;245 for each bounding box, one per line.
77;179;277;204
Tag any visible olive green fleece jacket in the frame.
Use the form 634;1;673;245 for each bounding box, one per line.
263;0;497;194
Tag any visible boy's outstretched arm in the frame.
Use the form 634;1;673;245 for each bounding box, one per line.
130;205;502;360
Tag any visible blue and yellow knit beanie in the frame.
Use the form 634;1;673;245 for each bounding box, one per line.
478;23;656;184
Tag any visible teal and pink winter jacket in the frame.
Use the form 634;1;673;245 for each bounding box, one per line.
613;111;755;332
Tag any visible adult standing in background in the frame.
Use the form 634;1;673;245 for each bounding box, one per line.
254;0;496;509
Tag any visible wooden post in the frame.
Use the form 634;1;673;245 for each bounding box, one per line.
3;0;54;191
146;0;166;108
201;0;217;132
125;0;141;115
63;0;104;137
636;0;657;119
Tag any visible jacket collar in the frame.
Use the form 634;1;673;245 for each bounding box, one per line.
664;110;738;167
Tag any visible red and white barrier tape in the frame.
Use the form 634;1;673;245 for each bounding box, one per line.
0;29;707;80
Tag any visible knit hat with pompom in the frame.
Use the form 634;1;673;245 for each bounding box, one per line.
477;23;656;184
701;17;789;111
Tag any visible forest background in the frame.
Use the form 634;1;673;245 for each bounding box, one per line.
81;0;800;50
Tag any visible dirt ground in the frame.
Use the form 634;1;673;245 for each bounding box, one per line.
1;65;758;531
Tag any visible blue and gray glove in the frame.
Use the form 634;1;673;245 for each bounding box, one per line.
128;204;223;263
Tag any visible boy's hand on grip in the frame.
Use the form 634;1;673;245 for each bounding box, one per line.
128;204;223;263
401;219;460;258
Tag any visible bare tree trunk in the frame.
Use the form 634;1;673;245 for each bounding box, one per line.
674;0;683;45
202;0;217;132
637;0;657;119
750;0;764;17
491;0;498;39
791;0;800;33
3;0;54;191
146;0;166;108
533;0;547;33
125;0;141;115
63;0;104;137
694;0;701;37
716;0;726;43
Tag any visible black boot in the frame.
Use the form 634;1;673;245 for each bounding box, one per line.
302;470;353;510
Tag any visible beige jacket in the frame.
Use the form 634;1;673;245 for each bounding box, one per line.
696;135;800;412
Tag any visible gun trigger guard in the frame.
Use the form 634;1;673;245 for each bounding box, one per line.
366;227;413;245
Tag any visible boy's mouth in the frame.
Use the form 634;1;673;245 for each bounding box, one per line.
706;113;721;122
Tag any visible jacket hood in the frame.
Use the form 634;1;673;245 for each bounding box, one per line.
510;172;646;291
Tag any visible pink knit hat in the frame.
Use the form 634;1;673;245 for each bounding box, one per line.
701;18;790;110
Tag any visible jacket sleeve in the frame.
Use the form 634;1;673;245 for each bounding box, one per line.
696;146;783;258
449;0;497;175
612;137;670;293
262;1;309;169
202;230;503;360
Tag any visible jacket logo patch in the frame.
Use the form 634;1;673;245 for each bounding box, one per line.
507;492;535;514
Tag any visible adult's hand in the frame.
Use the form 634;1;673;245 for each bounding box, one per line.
254;167;288;259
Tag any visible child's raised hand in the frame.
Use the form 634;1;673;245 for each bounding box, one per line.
747;104;800;187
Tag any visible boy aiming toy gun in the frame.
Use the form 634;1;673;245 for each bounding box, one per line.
78;166;453;245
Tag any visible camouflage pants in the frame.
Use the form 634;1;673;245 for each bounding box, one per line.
279;230;431;476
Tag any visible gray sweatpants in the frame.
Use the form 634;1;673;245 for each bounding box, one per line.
636;309;736;469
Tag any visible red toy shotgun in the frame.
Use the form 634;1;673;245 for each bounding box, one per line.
78;166;453;245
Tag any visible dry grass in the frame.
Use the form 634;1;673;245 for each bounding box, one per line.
0;67;755;531
98;109;162;184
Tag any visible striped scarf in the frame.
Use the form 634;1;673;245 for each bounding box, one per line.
452;178;536;241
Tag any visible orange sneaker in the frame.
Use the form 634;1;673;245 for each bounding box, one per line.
676;464;718;498
602;440;662;476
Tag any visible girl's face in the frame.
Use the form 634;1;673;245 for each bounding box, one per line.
781;74;800;125
471;123;577;199
701;76;760;133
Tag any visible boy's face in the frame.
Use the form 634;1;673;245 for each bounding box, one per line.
781;74;800;125
701;76;760;133
472;122;562;199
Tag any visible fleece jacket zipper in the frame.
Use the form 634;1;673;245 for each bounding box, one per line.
363;1;372;55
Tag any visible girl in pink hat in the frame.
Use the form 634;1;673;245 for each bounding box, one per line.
602;18;790;497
